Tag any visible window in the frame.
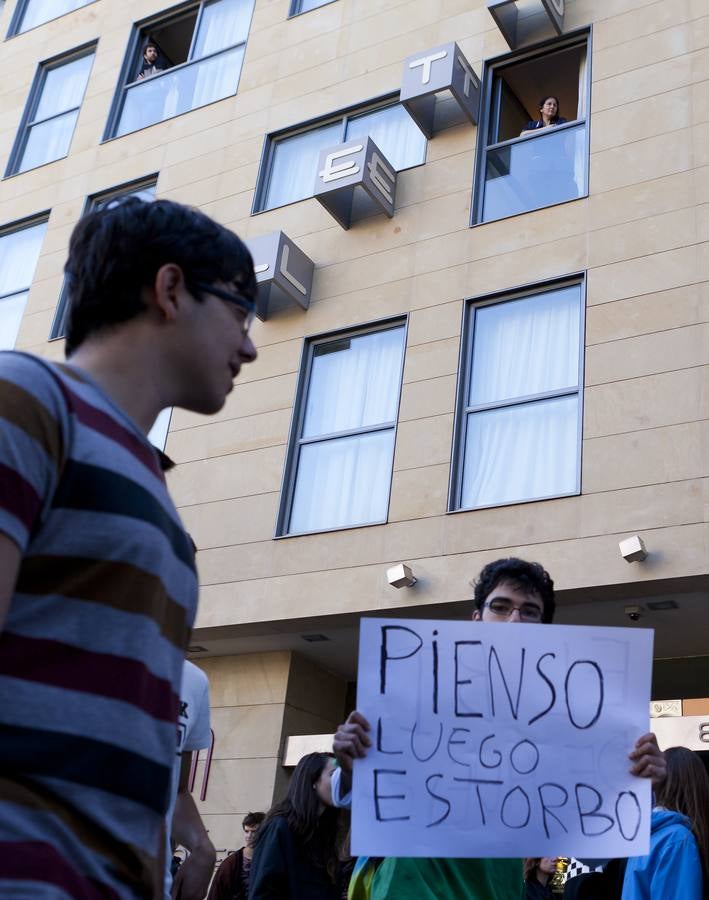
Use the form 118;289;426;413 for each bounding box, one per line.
109;0;255;139
451;280;584;511
50;176;157;340
255;100;426;212
289;0;336;15
0;216;48;350
8;0;94;35
148;407;173;451
474;36;589;224
6;46;94;176
279;321;406;535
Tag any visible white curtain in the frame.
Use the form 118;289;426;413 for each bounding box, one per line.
265;121;341;209
303;326;405;438
192;0;255;56
21;111;78;171
19;0;91;32
191;45;244;108
461;396;579;508
0;291;29;350
35;53;93;121
289;430;395;533
0;221;47;298
469;286;581;406
346;104;426;171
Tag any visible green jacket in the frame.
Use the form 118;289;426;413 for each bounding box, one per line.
350;857;523;900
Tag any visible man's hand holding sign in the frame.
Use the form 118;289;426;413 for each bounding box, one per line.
349;618;654;859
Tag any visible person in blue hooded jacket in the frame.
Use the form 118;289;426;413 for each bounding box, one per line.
622;746;709;900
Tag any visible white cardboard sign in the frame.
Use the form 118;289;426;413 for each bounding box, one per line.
352;618;653;859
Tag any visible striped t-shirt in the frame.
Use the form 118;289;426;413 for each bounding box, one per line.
0;351;198;899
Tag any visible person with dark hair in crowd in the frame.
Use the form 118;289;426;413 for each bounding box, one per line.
520;95;567;135
249;752;342;900
332;557;666;900
0;197;257;898
137;39;166;79
622;745;709;900
524;858;558;899
207;812;266;900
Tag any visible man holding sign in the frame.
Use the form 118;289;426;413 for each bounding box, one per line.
332;558;665;900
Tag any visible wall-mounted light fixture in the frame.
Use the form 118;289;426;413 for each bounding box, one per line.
386;563;417;588
619;535;648;563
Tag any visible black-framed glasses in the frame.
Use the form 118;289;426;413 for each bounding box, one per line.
195;282;256;336
483;599;543;622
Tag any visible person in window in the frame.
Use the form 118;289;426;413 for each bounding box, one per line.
524;858;559;899
136;40;166;80
520;96;567;135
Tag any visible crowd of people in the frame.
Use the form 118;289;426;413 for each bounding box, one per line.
1;197;707;900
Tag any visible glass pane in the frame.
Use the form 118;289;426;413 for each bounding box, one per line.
0;221;47;298
303;326;405;438
116;47;244;137
19;110;78;172
461;395;579;508
263;121;341;209
148;408;172;451
34;54;93;121
346;104;426;170
93;182;157;211
482;123;586;223
469;285;581;406
19;0;92;32
290;429;395;533
0;292;29;350
296;0;334;12
192;0;255;57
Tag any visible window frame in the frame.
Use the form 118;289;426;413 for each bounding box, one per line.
448;274;586;513
0;210;50;349
471;27;592;227
48;174;159;341
5;41;96;178
6;0;98;38
288;0;338;17
276;314;409;538
252;92;427;214
103;0;255;141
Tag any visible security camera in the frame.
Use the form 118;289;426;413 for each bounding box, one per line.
386;563;417;589
625;605;643;622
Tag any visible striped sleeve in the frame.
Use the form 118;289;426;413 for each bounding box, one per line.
0;352;66;553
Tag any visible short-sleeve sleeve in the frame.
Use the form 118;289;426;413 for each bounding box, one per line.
0;352;67;553
182;661;212;752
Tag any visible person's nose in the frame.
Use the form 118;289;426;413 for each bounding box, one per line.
508;607;523;621
240;334;258;363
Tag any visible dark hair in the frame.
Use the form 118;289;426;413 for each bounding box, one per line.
143;40;159;52
523;858;541;881
242;811;265;829
539;95;561;120
255;753;338;873
472;558;555;623
655;747;709;884
63;197;257;356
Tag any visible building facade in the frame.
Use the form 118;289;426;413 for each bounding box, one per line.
1;0;708;860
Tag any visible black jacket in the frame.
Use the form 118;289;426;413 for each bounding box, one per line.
525;877;555;900
248;816;339;900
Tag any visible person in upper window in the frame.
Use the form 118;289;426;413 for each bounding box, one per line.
137;40;166;80
520;96;567;135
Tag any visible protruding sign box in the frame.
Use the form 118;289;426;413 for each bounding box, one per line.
487;0;565;50
246;231;314;322
400;42;480;139
314;136;397;230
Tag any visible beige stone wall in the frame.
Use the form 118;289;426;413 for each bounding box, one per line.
193;652;344;856
2;0;709;846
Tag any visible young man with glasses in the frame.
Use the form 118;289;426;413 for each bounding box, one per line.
332;558;665;900
0;198;257;899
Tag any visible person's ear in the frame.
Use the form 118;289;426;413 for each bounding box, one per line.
153;263;186;322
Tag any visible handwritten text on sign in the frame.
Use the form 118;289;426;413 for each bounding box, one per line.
352;618;653;858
